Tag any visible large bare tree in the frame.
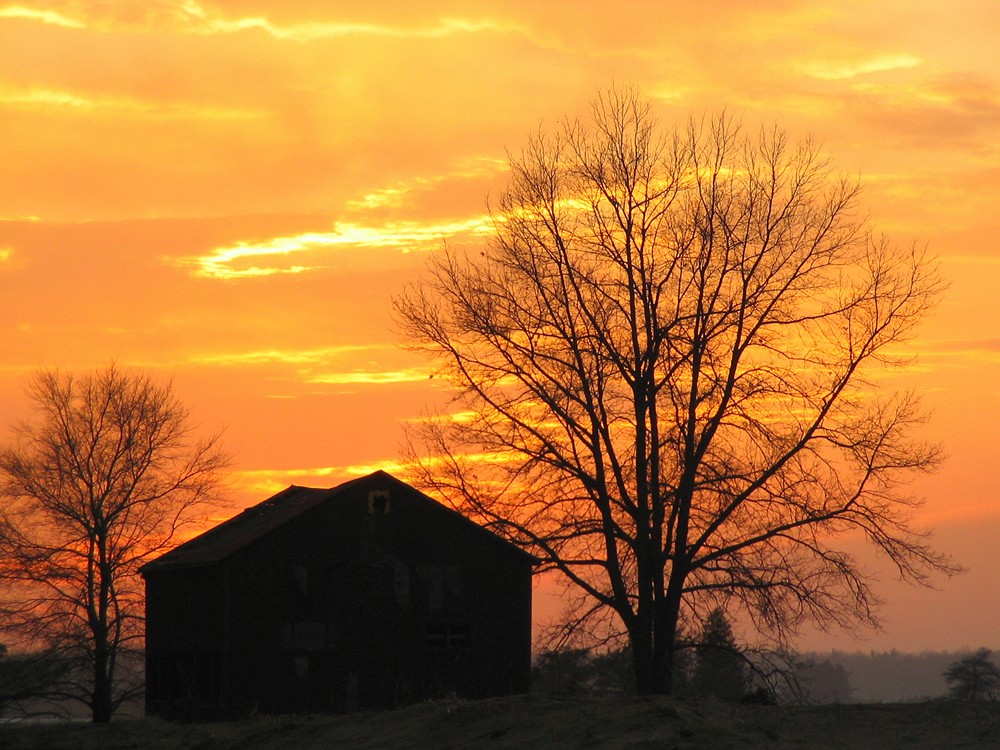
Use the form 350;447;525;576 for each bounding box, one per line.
395;89;954;695
0;364;229;722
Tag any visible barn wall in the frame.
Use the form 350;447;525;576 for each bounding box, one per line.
145;474;533;719
144;566;227;719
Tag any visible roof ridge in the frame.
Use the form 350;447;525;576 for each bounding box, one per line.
140;470;535;573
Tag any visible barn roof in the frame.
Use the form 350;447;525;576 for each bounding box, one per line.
140;470;535;573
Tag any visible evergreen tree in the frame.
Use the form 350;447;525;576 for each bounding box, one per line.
693;608;745;702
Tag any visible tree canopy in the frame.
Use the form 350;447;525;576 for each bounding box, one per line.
395;88;953;694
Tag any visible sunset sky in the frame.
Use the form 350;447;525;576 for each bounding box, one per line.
2;0;1000;654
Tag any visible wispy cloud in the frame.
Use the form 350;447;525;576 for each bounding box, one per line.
170;1;523;42
0;5;84;28
229;449;511;500
180;217;492;279
230;460;411;498
942;254;1000;266
0;86;266;120
305;368;430;386
184;346;434;393
879;338;1000;375
346;156;508;211
198;15;521;42
188;345;394;367
12;0;524;41
921;339;1000;356
802;53;921;81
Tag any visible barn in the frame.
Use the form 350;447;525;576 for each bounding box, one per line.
140;470;535;720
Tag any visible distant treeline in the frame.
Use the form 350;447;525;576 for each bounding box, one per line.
797;650;992;703
531;646;996;705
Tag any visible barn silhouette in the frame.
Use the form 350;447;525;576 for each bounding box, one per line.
140;470;534;720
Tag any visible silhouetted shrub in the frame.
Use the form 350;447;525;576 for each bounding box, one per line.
0;645;72;716
944;649;1000;702
532;646;634;696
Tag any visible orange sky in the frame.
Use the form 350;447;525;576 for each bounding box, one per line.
1;1;999;653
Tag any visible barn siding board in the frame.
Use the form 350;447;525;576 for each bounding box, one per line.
141;471;534;720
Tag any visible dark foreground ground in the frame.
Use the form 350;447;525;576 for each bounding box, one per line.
2;694;999;750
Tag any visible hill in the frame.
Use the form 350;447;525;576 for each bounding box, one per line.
2;694;1000;750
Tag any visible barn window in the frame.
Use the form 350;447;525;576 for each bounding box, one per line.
294;655;309;680
421;564;461;610
394;561;410;607
292;565;308;595
426;623;472;648
148;653;221;703
281;621;329;651
427;566;445;610
447;565;462;597
368;490;391;514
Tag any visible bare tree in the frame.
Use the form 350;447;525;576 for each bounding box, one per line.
0;364;229;722
394;88;955;695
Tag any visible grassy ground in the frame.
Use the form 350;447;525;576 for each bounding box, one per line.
2;694;999;750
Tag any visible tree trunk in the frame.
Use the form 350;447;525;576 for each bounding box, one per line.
652;606;677;695
631;609;678;695
92;644;113;723
632;569;685;696
632;623;657;695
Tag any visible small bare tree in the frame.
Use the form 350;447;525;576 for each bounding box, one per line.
395;88;955;695
0;364;229;722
